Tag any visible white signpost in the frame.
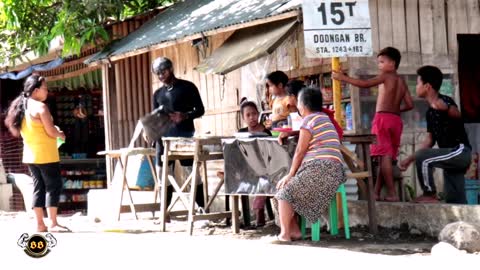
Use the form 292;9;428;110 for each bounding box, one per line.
302;0;373;58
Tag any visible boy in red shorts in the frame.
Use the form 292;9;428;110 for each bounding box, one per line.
333;47;414;201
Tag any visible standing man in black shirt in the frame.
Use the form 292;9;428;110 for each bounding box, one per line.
151;57;205;209
400;66;471;204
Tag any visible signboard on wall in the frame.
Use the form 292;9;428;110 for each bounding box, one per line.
302;0;373;58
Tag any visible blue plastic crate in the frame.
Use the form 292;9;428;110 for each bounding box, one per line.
465;179;480;205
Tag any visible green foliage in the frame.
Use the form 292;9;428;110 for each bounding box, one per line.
0;0;175;67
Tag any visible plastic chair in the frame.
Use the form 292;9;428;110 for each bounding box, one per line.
300;183;350;241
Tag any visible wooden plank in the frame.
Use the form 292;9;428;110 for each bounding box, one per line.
204;106;240;116
210;34;226;134
466;0;480;33
132;56;140;144
391;0;407;52
134;54;143;120
142;53;151;114
121;22;130;147
363;144;377;234
214;75;222;135
207;74;216;134
192;212;231;221
101;65;114;183
419;0;434;57
368;0;380;52
114;62;125;148
124;58;134;146
432;0;448;55
127;22;137;143
108;64;120;150
346;171;370;179
231;195;240;234
446;0;458;55
45;66;101;82
455;0;470;34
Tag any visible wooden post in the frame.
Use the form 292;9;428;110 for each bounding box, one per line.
332;56;345;230
332;57;342;121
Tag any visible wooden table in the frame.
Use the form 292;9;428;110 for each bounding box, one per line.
159;136;232;235
97;147;158;221
341;133;377;234
222;135;378;234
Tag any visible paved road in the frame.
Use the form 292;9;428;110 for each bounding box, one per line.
1;212;478;269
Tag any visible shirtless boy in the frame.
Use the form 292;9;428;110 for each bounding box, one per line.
332;47;414;201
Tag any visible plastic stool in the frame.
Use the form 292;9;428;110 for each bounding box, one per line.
300;184;350;241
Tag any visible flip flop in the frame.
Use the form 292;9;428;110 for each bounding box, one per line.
49;225;72;233
263;235;291;244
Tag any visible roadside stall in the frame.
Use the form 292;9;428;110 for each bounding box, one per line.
83;0;480;234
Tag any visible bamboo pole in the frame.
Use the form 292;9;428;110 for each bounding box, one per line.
332;56;345;229
332;57;342;122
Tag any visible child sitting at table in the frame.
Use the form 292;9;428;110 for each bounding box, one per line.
218;98;272;227
238;98;272;135
239;98;272;226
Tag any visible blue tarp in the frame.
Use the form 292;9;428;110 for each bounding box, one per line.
0;58;64;80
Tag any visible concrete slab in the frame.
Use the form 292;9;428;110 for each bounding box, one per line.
88;189;159;221
348;201;480;237
0;183;12;210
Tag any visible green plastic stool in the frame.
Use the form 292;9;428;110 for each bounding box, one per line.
300;184;350;241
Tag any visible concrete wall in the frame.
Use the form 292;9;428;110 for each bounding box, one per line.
348;200;480;237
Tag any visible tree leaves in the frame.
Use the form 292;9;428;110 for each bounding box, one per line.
0;0;175;66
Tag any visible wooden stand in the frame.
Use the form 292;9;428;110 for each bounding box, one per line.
98;147;158;221
159;136;232;235
341;133;378;234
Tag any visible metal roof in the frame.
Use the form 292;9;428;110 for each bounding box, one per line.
85;0;301;64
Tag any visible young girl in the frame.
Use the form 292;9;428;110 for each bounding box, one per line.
238;98;272;135
5;75;68;232
266;71;297;128
239;98;272;226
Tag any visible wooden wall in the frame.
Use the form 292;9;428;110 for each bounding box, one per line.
149;23;349;136
106;0;480;142
351;0;480;74
151;31;242;136
103;16;156;150
347;0;480;131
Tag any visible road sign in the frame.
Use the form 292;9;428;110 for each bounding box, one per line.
302;0;373;58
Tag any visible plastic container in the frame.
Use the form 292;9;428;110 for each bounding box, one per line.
345;103;353;131
271;131;280;137
465;179;480;205
57;137;65;148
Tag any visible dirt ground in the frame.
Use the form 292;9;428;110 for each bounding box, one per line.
0;210;436;256
181;220;436;255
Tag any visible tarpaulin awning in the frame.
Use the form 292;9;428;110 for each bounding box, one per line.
195;18;298;75
0;58;64;80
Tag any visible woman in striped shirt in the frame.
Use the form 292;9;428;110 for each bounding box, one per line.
275;87;346;242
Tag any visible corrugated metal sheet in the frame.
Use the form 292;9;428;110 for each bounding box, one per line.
195;18;298;75
85;0;301;64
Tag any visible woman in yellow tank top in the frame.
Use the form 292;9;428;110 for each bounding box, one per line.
5;75;69;232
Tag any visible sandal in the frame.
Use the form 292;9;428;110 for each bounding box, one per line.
49;225;72;233
263;235;291;244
